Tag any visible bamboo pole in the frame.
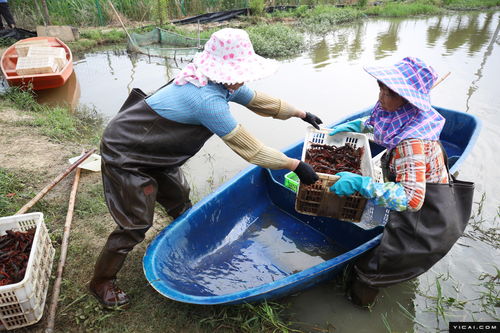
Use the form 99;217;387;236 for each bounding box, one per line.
45;167;81;333
432;71;451;89
107;0;132;41
15;148;96;215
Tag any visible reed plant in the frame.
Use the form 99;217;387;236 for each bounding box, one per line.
8;0;500;28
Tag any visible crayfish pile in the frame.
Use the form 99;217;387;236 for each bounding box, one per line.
0;229;35;286
305;143;364;175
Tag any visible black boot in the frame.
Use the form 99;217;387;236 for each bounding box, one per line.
89;249;130;308
349;276;379;308
168;200;192;219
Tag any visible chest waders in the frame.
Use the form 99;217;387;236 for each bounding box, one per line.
350;143;474;306
92;88;213;303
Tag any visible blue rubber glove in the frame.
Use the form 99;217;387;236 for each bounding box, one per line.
329;118;365;136
330;172;373;197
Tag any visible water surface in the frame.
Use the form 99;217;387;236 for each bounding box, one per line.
159;207;343;297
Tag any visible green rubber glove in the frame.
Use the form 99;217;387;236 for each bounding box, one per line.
329;118;365;136
329;172;373;197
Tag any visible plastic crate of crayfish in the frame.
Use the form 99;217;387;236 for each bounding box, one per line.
295;127;374;222
0;213;54;330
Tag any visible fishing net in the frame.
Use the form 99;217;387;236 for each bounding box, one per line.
127;27;207;59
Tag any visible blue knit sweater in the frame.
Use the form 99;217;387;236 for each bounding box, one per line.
146;82;254;137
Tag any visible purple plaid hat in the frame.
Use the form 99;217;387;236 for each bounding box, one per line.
364;57;437;112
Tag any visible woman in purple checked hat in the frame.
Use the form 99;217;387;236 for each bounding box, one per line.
328;57;470;307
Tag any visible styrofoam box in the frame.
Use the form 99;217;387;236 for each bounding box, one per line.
0;213;55;330
14;40;50;57
26;46;67;70
15;56;58;76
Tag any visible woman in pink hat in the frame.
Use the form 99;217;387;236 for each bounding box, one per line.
329;57;471;307
89;28;322;307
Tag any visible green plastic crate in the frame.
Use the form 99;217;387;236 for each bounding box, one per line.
284;172;299;193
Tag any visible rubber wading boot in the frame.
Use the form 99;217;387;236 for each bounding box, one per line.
169;200;193;219
89;250;130;308
349;277;379;308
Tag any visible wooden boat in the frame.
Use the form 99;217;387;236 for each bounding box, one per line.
0;37;73;90
143;106;481;305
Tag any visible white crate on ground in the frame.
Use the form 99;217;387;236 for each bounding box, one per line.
0;213;55;330
15;56;58;76
26;46;67;69
14;40;50;57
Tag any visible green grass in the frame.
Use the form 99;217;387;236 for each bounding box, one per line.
246;23;305;58
444;0;500;9
9;0;247;27
0;168;29;215
0;168;64;218
68;29;127;54
299;5;365;34
0;87;104;145
364;0;443;17
476;268;500;320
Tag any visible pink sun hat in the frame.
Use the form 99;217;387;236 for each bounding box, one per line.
174;28;279;87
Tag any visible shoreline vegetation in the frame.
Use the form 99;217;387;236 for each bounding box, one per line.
6;0;500;56
0;1;498;332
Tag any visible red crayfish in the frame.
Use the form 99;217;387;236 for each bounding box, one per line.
305;143;364;175
0;228;35;286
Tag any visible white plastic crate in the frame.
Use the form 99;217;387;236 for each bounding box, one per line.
26;46;67;70
0;213;54;330
15;56;58;76
295;127;374;222
14;40;50;57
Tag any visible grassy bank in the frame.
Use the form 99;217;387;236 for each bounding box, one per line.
1;88;103;144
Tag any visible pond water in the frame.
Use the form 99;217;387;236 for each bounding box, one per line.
40;11;499;332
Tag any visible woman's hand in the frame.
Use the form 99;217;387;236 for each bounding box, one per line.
330;172;372;197
301;112;323;130
329;118;365;136
294;161;319;185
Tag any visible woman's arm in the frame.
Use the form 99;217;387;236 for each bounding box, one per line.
245;90;305;120
391;139;427;211
222;124;298;170
330;139;427;212
230;86;322;128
